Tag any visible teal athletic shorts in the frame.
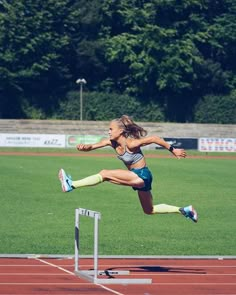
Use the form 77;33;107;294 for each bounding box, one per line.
131;166;153;191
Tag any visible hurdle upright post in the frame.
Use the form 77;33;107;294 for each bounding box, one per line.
74;208;101;281
74;208;79;273
93;210;99;280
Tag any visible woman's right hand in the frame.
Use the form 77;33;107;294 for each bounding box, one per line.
76;144;92;151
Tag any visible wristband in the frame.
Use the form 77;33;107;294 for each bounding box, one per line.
169;145;174;152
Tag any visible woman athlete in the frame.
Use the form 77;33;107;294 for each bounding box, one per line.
58;115;198;222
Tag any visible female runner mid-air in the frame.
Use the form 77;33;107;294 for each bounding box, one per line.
58;115;198;223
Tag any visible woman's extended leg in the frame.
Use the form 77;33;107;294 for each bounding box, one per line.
99;169;145;187
58;168;145;192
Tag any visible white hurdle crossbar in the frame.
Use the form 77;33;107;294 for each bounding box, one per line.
74;208;152;284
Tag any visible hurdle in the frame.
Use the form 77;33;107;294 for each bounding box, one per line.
74;208;152;284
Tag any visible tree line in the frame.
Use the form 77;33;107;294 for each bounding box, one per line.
0;0;235;123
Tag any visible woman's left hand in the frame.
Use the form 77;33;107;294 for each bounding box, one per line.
172;148;187;159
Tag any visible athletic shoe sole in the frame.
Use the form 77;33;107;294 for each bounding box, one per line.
58;168;72;192
180;205;198;223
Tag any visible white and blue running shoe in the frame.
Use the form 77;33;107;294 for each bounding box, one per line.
180;205;198;223
58;168;73;192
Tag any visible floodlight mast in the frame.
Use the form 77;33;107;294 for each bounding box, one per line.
76;78;87;121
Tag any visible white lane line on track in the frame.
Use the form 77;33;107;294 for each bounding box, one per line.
0;282;235;286
0;273;71;275
36;258;73;275
1;273;236;276
36;258;125;295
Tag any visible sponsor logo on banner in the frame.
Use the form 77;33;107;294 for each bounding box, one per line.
66;135;106;147
198;138;236;152
155;138;198;150
0;134;65;147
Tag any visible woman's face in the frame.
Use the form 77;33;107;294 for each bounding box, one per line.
108;121;124;141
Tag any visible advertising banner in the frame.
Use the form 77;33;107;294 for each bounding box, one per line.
0;133;65;147
155;138;198;150
198;138;236;152
66;135;106;147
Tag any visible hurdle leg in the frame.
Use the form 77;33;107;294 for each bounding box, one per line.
74;208;102;282
93;212;99;281
74;208;79;273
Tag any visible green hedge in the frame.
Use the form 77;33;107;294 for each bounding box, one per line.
55;91;165;121
194;91;236;124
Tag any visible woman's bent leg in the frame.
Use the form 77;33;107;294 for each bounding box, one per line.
137;191;154;214
138;191;180;215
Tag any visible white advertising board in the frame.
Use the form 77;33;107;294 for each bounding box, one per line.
0;133;66;148
198;137;236;152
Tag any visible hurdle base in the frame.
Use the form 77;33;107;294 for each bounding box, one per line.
75;270;152;285
77;269;130;276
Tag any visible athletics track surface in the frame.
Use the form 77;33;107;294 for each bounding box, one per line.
0;257;236;295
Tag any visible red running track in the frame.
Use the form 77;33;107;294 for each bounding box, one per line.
0;257;236;295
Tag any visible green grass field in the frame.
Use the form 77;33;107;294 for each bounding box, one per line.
0;148;235;256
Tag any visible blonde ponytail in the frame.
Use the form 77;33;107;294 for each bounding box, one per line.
116;115;147;139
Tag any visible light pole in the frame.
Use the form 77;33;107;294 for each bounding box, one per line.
76;78;87;121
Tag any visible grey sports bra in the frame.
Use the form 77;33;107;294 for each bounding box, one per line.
117;146;144;165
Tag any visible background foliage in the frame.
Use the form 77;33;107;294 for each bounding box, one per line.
0;0;235;122
55;91;165;121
